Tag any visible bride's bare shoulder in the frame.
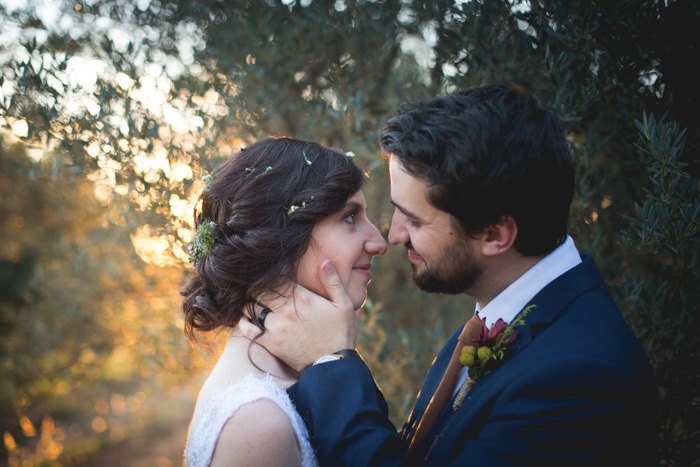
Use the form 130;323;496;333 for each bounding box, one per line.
209;398;301;466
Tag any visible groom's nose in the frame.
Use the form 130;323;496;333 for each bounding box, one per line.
388;209;409;245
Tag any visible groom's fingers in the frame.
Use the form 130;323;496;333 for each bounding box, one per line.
238;315;263;341
240;263;358;371
321;259;359;348
243;289;304;357
319;260;353;313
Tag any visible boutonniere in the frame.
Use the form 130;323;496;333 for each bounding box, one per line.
453;305;535;410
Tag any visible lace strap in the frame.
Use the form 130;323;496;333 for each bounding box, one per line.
185;373;317;467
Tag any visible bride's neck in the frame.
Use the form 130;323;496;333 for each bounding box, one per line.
222;328;300;384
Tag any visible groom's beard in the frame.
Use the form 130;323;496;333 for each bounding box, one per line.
410;236;483;295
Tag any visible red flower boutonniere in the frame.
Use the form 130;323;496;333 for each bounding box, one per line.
453;304;535;410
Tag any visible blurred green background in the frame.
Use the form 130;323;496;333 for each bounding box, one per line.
0;0;697;465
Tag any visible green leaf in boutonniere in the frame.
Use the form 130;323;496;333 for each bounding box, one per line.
453;304;535;410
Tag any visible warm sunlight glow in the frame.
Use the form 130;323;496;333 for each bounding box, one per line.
19;416;36;438
11;118;28;137
131;224;176;267
3;431;18;454
91;417;108;433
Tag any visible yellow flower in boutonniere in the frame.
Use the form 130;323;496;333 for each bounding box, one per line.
453;304;535;410
460;345;477;367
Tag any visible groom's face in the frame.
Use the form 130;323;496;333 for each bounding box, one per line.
388;157;485;294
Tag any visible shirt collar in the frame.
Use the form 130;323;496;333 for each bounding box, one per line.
476;235;581;325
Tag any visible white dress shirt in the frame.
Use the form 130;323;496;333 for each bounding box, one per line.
452;235;582;396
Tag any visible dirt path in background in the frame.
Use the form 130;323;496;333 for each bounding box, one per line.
80;413;190;467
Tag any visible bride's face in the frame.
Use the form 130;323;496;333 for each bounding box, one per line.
296;191;387;310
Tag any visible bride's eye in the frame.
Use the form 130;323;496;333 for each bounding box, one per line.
343;209;358;224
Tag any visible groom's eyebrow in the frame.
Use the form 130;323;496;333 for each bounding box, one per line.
391;200;421;221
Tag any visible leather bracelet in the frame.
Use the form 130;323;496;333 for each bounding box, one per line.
333;349;361;359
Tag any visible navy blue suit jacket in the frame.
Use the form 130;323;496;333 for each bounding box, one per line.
288;255;658;465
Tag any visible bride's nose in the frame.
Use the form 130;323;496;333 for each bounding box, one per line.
365;222;387;257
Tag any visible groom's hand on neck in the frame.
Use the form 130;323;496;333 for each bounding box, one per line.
239;260;358;373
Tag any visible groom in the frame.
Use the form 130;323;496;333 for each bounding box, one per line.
247;84;658;465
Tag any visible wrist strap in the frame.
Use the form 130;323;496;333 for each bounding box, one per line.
333;349;361;359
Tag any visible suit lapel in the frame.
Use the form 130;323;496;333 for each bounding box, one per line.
401;325;463;445
417;255;606;458
511;254;604;354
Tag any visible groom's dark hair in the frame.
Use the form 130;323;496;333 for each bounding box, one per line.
381;83;574;257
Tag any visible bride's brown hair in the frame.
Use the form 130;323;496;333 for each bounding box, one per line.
181;137;364;340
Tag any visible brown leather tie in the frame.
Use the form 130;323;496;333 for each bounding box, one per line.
405;313;483;461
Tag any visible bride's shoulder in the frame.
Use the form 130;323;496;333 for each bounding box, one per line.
186;373;302;467
186;374;298;466
209;397;301;467
191;373;284;424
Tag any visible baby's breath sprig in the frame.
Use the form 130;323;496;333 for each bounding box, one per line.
201;174;213;186
287;201;307;217
286;196;315;217
255;166;272;178
345;151;356;158
188;220;217;264
245;167;255;177
303;152;312;166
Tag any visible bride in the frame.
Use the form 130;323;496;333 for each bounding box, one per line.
182;137;386;466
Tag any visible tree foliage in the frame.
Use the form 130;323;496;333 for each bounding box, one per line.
0;135;194;463
0;0;697;464
427;2;699;461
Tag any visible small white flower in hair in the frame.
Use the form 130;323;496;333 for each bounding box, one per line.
345;151;356;158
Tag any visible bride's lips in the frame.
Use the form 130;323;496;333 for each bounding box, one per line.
408;249;423;263
353;264;372;278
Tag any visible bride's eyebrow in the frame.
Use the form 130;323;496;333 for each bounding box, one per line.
335;201;361;218
344;201;361;212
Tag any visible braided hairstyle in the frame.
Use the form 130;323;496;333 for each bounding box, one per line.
181;137;364;340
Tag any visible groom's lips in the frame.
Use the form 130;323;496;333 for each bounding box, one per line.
408;249;423;263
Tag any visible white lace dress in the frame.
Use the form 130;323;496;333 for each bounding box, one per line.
185;373;318;467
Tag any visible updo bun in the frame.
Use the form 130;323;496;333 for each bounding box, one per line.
181;137;363;340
